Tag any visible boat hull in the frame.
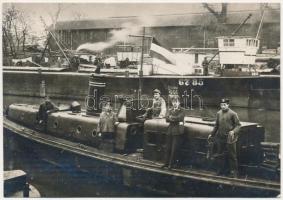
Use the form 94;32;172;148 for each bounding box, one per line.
4;118;280;197
3;71;280;110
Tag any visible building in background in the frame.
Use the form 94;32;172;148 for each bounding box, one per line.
49;4;280;54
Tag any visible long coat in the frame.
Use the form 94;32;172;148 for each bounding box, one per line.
165;107;185;135
211;108;241;139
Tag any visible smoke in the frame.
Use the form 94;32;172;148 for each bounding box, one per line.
76;16;157;52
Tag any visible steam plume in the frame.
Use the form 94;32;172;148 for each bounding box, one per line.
76;16;156;52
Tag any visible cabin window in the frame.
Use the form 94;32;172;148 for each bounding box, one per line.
229;39;235;46
195;53;199;64
224;39;229;46
256;40;258;47
224;39;234;46
195;69;202;74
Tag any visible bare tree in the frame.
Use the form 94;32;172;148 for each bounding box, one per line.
202;3;228;23
48;3;62;31
2;5;17;57
2;5;30;58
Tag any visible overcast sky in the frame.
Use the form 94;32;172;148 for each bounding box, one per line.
2;2;280;38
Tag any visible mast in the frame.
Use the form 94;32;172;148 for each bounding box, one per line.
40;17;71;66
256;4;267;39
139;27;145;93
129;28;152;94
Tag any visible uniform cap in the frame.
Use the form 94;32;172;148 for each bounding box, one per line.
44;96;51;102
220;98;229;104
153;89;161;94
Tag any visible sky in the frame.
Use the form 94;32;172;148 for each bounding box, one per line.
2;2;280;42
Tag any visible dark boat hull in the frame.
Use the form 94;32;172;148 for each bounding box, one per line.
3;71;280;110
4;118;280;197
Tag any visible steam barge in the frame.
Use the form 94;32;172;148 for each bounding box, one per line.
3;73;280;197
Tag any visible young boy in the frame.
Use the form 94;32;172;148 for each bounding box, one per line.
97;102;118;152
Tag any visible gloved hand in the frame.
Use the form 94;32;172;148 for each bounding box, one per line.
227;131;236;144
208;134;212;140
207;134;214;144
136;115;146;122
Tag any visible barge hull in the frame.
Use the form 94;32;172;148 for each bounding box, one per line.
3;71;280;110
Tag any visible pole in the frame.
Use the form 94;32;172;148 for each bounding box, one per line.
39;35;51;64
207;51;219;65
139;27;145;94
203;27;206;48
256;5;266;39
231;14;252;36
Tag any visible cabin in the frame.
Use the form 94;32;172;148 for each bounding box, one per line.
217;36;260;65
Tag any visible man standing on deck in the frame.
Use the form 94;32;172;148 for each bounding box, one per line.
97;102;118;152
163;96;185;169
202;57;209;76
208;98;241;178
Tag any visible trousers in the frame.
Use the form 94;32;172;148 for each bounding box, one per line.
164;134;182;167
215;136;238;173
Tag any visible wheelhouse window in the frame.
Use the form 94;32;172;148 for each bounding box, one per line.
229;39;235;46
223;39;235;46
195;53;199;64
246;39;258;47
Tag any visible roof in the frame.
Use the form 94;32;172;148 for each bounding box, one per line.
55;9;280;30
216;36;255;39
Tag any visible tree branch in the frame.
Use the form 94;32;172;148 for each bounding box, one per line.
202;3;219;18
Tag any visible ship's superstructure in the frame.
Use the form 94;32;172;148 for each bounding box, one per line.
218;36;259;65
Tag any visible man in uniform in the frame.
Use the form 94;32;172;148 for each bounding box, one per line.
164;96;185;169
142;89;167;119
208;98;241;177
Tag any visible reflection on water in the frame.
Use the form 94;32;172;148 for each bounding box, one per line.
4;148;161;197
4;95;280;143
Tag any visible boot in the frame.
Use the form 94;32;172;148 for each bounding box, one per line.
230;170;238;178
